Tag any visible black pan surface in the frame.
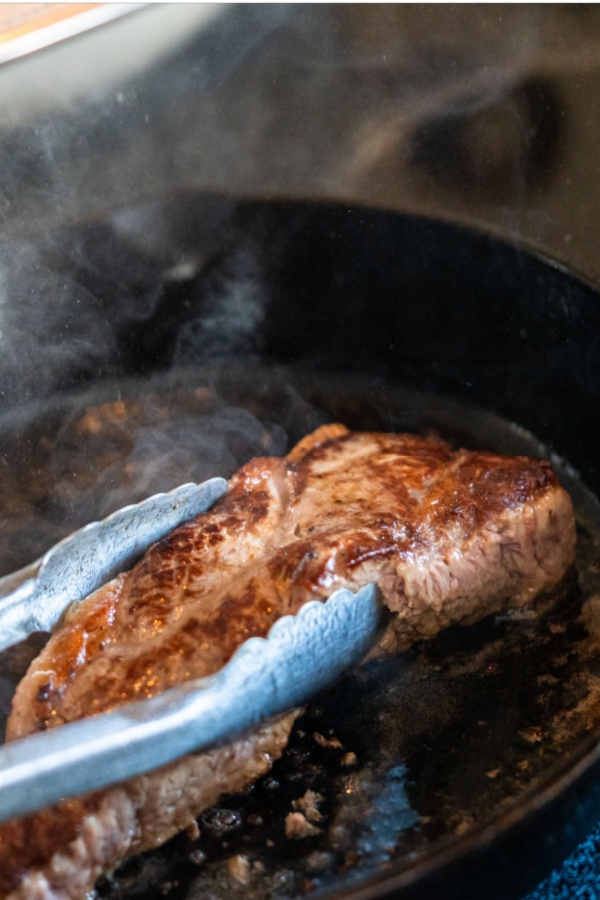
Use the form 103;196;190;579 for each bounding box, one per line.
1;197;600;900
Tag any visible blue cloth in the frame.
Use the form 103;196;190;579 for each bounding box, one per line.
526;825;600;900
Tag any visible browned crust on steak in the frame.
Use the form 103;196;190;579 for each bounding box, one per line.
0;426;576;898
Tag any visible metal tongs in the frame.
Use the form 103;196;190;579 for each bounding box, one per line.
0;479;383;824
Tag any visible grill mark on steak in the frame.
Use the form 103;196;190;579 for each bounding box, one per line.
0;425;576;898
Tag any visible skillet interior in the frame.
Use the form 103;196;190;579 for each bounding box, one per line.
1;197;600;899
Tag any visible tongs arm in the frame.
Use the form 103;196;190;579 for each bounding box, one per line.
0;478;227;652
0;479;383;824
0;585;383;823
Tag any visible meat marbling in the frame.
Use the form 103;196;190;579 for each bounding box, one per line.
0;424;576;898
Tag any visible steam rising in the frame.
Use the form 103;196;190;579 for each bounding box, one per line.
50;401;287;521
3;5;596;243
0;240;115;405
175;245;267;364
0;393;280;573
0;9;593;576
0;195;293;577
0;5;595;412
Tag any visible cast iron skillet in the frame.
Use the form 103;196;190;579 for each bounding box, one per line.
1;196;600;900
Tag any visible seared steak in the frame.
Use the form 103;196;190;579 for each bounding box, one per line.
0;425;576;898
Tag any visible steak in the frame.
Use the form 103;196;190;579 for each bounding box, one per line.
0;425;576;898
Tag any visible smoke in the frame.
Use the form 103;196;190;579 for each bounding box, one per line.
175;245;268;365
0;400;248;574
48;399;288;523
0;4;597;565
0;239;116;406
0;4;556;412
0;355;330;575
3;5;597;242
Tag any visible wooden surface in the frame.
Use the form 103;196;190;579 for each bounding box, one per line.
0;4;98;43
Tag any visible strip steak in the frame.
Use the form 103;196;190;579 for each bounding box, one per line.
0;424;576;898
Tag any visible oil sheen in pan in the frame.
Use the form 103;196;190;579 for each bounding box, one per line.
0;367;599;900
